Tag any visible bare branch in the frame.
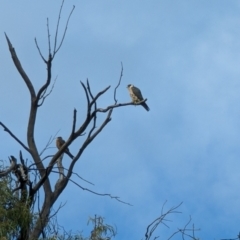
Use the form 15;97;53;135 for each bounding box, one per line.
86;80;97;138
67;168;94;186
0;122;31;153
71;108;77;136
114;62;123;103
161;200;168;215
53;0;65;53
35;38;47;63
38;75;57;107
89;85;111;109
52;167;94;186
48;202;66;219
54;4;75;56
28;154;54;171
163;215;201;240
80;81;90;111
33;18;54;108
86;79;95;100
36;55;52;106
220;232;240;240
71;109;112;172
59;109;113;199
145;202;183;240
39;133;58;156
88;109;112;142
31;167;52;195
68;178;132;206
47;18;51;55
95;99;148;113
88;111;97;139
5;33;36;98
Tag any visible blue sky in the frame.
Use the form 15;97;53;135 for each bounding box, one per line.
1;1;240;239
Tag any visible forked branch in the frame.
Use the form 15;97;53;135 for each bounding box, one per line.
53;1;75;56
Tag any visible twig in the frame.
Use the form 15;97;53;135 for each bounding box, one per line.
52;168;94;186
145;201;183;240
34;38;47;63
80;81;90;112
86;79;95;100
221;232;240;240
86;80;97;138
47;18;51;55
167;216;200;240
48;202;66;219
62;167;94;186
53;0;65;53
54;4;75;56
38;75;57;107
68;178;132;206
39;132;59;156
114;62;123;104
28;155;54;170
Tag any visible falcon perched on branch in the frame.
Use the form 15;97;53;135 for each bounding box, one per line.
127;84;150;111
56;136;74;159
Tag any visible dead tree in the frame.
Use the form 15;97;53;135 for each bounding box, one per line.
0;1;148;239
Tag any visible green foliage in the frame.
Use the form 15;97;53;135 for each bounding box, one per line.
0;167;116;240
0;168;31;239
37;215;116;240
88;215;116;240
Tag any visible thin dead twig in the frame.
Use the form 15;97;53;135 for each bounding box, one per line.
38;75;57;107
47;18;51;55
54;3;75;56
40;132;59;156
35;38;47;63
145;201;183;240
114;62;123;104
69;178;132;206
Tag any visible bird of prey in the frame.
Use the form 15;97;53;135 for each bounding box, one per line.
56;136;74;159
127;84;150;111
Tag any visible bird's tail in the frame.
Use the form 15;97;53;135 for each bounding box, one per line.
66;150;74;159
142;102;150;111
